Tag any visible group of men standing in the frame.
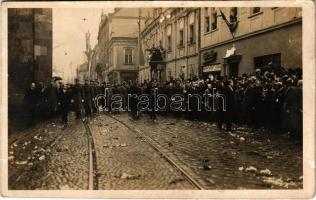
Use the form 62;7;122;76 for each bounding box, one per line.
24;79;105;126
24;67;302;138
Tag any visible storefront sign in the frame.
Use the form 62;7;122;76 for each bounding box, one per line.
203;64;222;73
203;50;217;64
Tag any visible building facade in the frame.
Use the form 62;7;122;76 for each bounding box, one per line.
96;8;148;84
8;8;52;120
76;62;89;82
139;8;201;83
96;7;302;83
200;7;302;78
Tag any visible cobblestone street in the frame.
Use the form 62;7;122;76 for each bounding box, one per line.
8;112;302;190
8;115;89;190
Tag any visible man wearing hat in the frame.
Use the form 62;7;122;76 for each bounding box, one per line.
57;83;71;126
45;78;58;118
271;81;285;129
83;80;93;117
282;79;302;138
216;79;235;132
71;78;84;119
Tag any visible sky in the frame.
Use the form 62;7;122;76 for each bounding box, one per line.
52;8;113;83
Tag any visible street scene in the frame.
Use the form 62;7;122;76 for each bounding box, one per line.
7;7;303;190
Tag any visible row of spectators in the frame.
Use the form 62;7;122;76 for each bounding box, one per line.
24;67;302;137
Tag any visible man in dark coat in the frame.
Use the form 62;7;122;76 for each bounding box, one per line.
272;82;286;130
37;82;47;119
83;80;93;117
71;79;84;119
45;79;58;118
111;82;123;114
58;84;71;125
283;79;302;137
148;80;158;121
243;77;263;128
128;81;141;119
24;82;38;125
90;81;97;113
217;80;235;132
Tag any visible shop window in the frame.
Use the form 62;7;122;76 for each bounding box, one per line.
254;53;281;69
124;48;133;64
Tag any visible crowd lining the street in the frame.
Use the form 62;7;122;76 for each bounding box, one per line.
24;67;302;138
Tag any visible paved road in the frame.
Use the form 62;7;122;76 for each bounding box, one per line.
9;116;89;190
8;112;302;190
89;115;194;189
112;113;303;189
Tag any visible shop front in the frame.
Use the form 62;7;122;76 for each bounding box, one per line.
223;54;242;78
200;20;302;76
201;49;222;79
120;71;138;83
202;63;222;79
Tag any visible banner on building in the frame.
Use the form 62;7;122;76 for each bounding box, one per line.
203;64;222;73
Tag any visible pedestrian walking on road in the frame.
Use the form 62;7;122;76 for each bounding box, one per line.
71;79;84;119
58;84;71;126
83;80;93;117
24;82;38;126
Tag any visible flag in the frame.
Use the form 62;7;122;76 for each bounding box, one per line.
219;9;238;38
219;10;229;26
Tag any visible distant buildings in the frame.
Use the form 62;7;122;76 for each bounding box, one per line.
93;8;148;84
92;7;302;84
76;62;89;82
140;8;201;83
8;8;52;117
200;7;302;78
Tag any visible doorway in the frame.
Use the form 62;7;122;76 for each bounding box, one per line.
224;55;242;78
228;62;239;78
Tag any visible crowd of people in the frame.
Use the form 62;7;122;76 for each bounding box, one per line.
24;67;302;138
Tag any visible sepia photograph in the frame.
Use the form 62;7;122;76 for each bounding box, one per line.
0;1;315;198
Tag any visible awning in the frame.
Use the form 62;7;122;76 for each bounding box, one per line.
203;64;222;73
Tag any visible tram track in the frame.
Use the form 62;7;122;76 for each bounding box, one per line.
81;118;98;190
105;113;205;190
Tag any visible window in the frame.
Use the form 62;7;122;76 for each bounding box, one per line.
124;48;133;64
179;30;184;46
153;8;162;18
205;16;210;32
166;25;172;51
254;53;281;69
211;9;217;30
252;7;261;14
189;24;195;44
167;35;172;51
230;7;238;23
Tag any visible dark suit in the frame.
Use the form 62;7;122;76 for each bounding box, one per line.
58;89;70;124
71;83;84;119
